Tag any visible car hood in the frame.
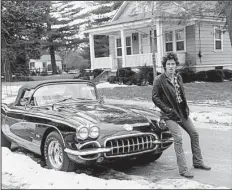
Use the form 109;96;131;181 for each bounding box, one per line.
60;103;149;124
35;102;160;126
30;102;162;141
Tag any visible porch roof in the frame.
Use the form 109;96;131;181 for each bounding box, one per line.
84;14;225;35
84;13;153;34
84;1;224;35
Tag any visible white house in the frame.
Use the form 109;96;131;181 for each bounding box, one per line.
29;54;62;74
84;1;232;73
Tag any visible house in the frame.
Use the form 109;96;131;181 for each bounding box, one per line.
84;1;232;73
29;54;63;74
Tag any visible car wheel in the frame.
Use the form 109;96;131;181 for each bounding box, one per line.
44;131;76;172
1;130;11;148
136;152;163;164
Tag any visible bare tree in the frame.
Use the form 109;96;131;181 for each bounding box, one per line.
217;1;232;46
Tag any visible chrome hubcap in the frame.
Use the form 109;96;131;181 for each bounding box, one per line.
48;140;63;170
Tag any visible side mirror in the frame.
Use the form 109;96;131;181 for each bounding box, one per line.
20;97;29;106
99;94;105;104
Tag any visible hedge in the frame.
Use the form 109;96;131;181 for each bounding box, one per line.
223;69;232;80
206;70;223;82
108;67;232;84
178;68;196;83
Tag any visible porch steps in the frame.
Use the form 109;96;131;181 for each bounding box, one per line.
92;69;114;84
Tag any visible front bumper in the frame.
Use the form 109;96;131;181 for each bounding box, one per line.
64;147;112;156
64;135;174;163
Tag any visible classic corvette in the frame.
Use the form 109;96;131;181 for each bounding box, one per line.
1;79;174;171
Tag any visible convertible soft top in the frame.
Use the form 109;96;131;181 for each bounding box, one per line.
14;79;94;106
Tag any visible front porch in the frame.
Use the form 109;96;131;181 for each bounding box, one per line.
86;19;187;72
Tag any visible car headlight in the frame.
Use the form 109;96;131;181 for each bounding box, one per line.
77;127;89;140
89;126;100;139
158;119;167;130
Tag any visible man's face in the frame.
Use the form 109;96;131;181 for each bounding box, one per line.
166;59;176;75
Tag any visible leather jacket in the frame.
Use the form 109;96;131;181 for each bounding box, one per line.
152;72;189;122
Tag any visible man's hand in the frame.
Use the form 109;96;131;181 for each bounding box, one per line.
166;109;181;121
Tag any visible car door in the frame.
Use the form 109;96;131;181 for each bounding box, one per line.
4;105;27;140
23;111;38;142
22;107;48;155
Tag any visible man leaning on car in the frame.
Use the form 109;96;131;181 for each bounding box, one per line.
152;52;211;178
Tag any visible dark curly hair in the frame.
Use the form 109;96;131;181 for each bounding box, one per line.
162;52;179;70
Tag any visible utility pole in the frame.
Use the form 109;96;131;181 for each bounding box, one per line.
151;1;157;82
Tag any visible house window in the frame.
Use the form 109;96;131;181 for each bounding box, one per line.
42;62;47;68
165;31;173;52
116;38;122;57
164;28;185;52
214;27;223;51
126;36;132;55
176;29;184;51
30;62;35;68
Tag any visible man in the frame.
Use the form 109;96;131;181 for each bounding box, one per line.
152;52;211;178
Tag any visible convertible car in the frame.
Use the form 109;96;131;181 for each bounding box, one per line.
1;79;174;171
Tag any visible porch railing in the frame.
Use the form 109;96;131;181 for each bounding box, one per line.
92;53;161;70
125;53;157;67
93;57;112;69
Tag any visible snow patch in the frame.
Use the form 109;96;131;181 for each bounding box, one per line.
97;82;136;89
2;147;227;189
190;112;232;126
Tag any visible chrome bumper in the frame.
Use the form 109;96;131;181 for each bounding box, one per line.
64;137;174;157
64;147;112;156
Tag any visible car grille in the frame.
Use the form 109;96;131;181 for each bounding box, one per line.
104;133;158;158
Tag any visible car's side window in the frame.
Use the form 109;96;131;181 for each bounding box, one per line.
20;90;34;106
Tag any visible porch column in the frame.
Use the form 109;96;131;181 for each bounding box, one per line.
120;29;126;67
156;20;164;73
89;34;95;70
109;35;115;70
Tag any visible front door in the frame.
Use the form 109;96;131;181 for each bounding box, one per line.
132;33;139;54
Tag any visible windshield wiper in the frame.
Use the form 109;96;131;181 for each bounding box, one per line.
51;97;95;110
51;97;76;109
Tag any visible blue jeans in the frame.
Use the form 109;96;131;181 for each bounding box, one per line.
165;117;203;174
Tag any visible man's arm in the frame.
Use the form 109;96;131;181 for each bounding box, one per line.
178;74;190;116
152;77;172;114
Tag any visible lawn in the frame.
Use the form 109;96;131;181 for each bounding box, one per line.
98;81;232;104
2;80;232;105
30;73;79;81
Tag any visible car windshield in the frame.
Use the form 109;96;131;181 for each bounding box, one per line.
32;82;97;106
